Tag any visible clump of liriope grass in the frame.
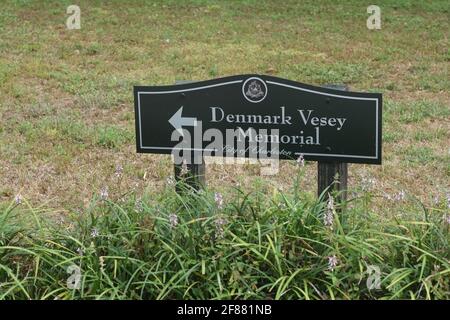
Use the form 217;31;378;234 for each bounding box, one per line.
0;175;448;299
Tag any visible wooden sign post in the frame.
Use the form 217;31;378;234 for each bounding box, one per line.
174;80;206;192
317;85;349;204
172;81;206;191
173;154;205;191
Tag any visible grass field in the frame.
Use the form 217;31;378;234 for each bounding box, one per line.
0;0;449;299
1;176;449;299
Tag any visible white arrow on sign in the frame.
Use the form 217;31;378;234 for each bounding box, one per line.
168;106;198;135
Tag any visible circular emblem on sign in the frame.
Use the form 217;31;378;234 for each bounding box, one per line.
242;77;267;103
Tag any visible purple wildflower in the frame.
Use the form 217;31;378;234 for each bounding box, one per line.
324;193;335;228
135;199;144;212
90;228;99;238
100;187;108;201
361;176;376;191
114;165;123;178
296;154;305;167
166;176;175;187
14;194;22;205
169;213;178;227
327;255;338;271
214;192;224;209
214;217;228;239
433;195;440;206
444;214;450;225
99;256;105;273
393;190;406;201
180;160;189;176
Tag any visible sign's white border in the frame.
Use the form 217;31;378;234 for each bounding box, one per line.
137;79;379;160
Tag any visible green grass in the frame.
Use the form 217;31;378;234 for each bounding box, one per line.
413;128;447;142
0;174;448;299
1;0;448;209
96;125;132;149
